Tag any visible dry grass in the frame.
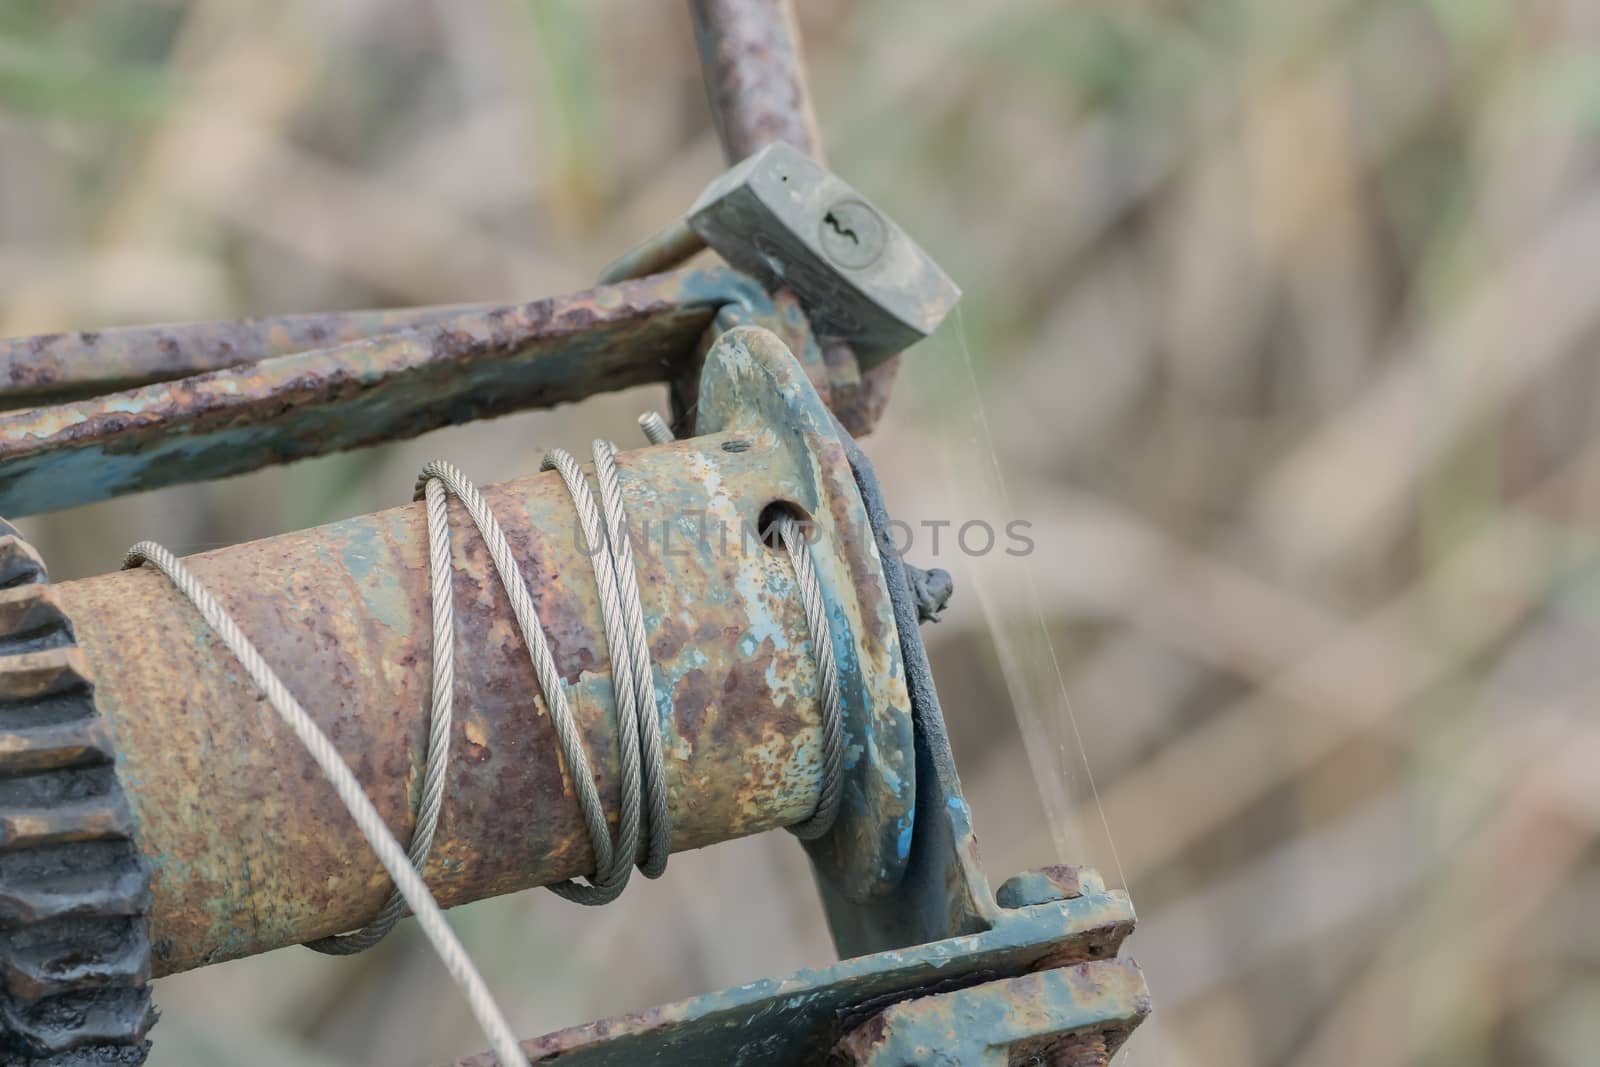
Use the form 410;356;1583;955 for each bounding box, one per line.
2;1;1596;1064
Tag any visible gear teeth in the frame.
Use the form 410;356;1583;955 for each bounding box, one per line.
0;649;93;704
0;535;47;592
0;795;137;852
0;987;154;1057
0;522;153;1064
0;919;151;1002
0;587;72;656
0;843;147;927
0;718;116;776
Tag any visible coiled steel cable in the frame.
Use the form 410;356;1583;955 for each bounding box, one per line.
539;442;671;897
122;414;847;1063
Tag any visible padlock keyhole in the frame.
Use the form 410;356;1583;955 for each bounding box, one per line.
822;211;861;246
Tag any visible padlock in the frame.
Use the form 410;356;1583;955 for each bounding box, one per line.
600;142;959;365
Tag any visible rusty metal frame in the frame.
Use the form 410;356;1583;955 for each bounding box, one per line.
0;2;1151;1064
0;268;765;515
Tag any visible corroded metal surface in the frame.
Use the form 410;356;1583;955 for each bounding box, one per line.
1053;1034;1112;1067
669;284;830;446
825;336;900;440
695;327;914;902
814;425;995;957
0;268;760;516
449;887;1138;1066
0;303;486;407
48;327;912;975
831;960;1151;1066
0;520;154;1064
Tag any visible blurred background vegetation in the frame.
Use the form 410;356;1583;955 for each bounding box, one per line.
4;1;1599;1064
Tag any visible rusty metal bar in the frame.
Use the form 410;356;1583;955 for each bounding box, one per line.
687;0;900;434
0;303;489;408
48;326;914;977
63;438;824;974
0;268;769;516
445;899;1140;1066
688;0;824;163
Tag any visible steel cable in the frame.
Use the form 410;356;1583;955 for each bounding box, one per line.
122;414;847;1064
306;474;455;954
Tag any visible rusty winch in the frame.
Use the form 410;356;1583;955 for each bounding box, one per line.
0;3;1149;1064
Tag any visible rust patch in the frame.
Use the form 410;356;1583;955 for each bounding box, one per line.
0;269;746;516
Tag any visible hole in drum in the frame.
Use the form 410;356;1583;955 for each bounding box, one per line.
721;439;751;453
758;500;811;551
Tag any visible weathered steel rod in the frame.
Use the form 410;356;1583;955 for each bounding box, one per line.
54;425;862;976
0;302;488;408
689;0;824;163
0;268;764;516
